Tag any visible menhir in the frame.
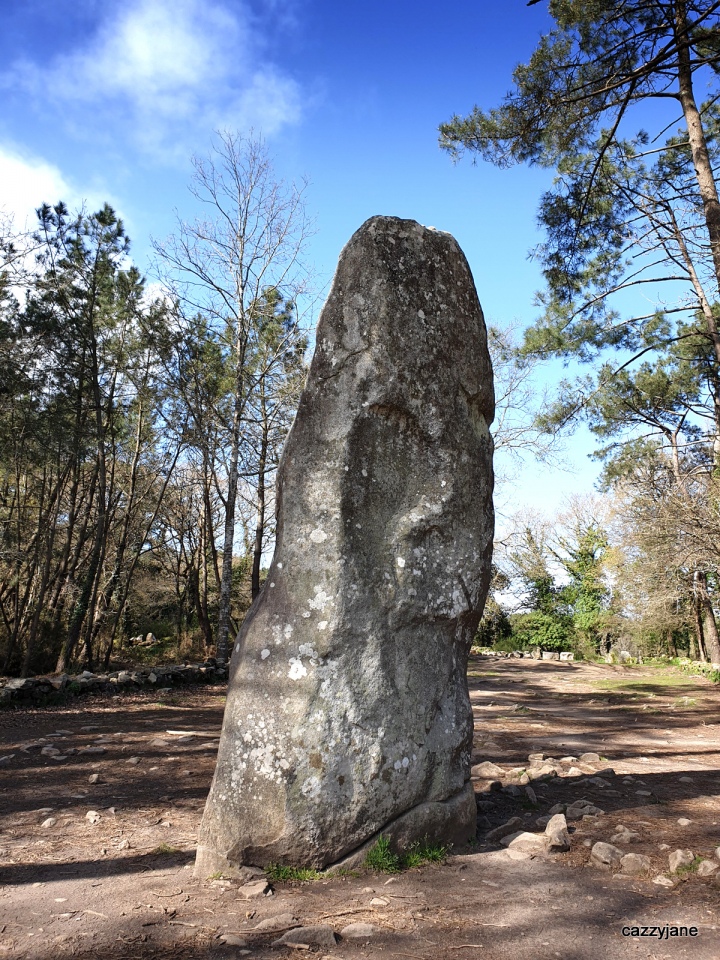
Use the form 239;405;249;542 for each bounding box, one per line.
195;215;494;874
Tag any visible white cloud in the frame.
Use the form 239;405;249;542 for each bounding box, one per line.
10;0;302;156
0;148;76;230
0;145;123;232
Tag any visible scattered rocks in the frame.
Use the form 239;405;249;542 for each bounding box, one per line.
620;853;651;876
525;786;537;805
41;817;57;828
668;849;695;874
579;753;601;764
273;925;337;949
697;860;719;878
566;800;603;820
85;810;101;824
88;774;100;784
0;659;228;706
677;818;692;827
611;825;640;845
590;841;623;869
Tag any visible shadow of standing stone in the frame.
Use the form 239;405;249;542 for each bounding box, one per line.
195;215;495;873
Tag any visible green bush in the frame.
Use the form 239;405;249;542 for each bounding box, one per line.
509;611;574;651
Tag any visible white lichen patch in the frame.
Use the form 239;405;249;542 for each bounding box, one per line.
317;620;328;631
308;588;331;611
309;528;328;544
396;557;406;568
260;649;270;660
301;775;321;800
288;658;308;681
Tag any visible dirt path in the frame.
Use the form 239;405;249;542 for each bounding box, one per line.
1;656;719;959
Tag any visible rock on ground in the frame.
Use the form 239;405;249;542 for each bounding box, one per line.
273;925;337;948
620;853;651;876
195;216;494;874
669;849;696;873
545;813;570;852
591;841;624;869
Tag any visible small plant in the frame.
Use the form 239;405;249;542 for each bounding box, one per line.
364;835;449;873
675;856;703;877
402;839;449;868
152;843;180;855
265;863;324;882
364;835;401;873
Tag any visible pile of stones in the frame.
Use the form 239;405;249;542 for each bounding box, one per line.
0;658;228;705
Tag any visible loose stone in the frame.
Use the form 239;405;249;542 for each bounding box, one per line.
590;842;623;869
254;914;299;931
273;925;337;949
485;817;523;842
545;813;570;852
620;853;651;876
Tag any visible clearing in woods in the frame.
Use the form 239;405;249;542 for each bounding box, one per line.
1;655;719;959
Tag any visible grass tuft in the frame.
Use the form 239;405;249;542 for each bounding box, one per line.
265;863;324;882
364;835;449;873
364;835;401;872
152;843;180;855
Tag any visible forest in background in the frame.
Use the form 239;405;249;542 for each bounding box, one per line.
0;134;310;676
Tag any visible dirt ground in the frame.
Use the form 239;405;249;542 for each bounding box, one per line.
1;655;719;960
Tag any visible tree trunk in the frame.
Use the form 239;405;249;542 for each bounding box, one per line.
694;571;720;663
215;325;249;664
251;395;269;602
675;0;720;456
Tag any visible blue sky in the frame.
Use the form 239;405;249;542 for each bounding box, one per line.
0;0;600;521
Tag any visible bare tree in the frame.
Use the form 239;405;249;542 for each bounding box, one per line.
154;132;313;662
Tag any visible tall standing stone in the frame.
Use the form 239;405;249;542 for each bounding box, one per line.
195;216;494;874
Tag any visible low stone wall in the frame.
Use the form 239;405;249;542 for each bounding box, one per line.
0;659;229;706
